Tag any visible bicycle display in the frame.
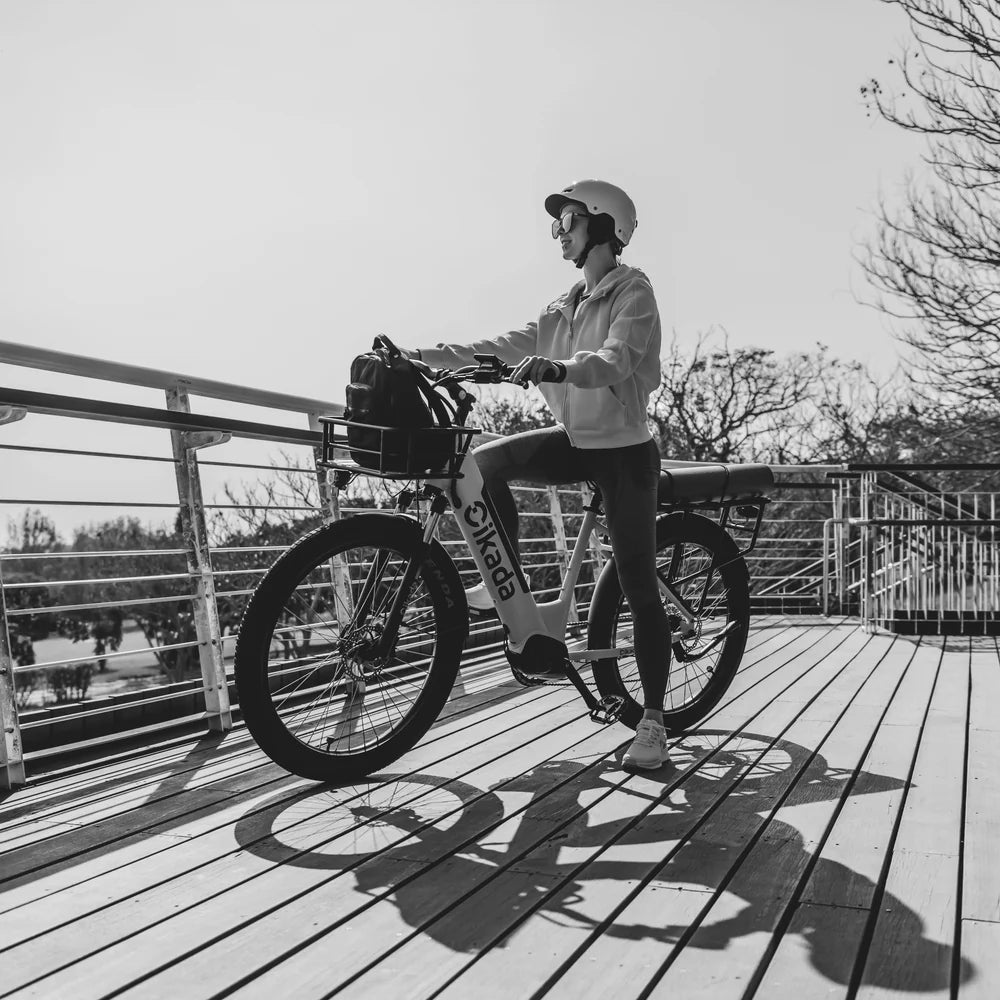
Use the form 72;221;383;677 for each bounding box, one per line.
233;355;774;781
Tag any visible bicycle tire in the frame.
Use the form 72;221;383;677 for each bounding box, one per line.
587;511;750;732
235;513;468;782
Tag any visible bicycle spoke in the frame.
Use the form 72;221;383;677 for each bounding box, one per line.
610;532;739;716
255;538;440;758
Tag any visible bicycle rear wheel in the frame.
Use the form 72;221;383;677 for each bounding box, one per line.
234;514;467;782
587;511;750;732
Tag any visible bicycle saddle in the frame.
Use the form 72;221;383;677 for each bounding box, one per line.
657;461;774;504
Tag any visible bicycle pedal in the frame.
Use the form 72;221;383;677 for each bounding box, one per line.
590;695;625;725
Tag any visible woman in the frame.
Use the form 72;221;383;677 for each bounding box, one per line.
404;179;670;770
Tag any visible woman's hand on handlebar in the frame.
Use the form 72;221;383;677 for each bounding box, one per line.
510;356;566;386
428;354;564;386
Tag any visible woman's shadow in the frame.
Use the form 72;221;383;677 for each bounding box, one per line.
234;728;974;993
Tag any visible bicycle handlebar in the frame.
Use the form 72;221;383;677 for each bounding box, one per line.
431;353;559;387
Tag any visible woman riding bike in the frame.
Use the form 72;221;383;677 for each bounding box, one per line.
402;179;671;771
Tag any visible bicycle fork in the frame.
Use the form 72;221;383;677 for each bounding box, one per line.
366;493;448;662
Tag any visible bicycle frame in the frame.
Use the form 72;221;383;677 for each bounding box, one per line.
422;451;694;661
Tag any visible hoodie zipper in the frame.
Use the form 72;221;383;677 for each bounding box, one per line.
564;294;580;443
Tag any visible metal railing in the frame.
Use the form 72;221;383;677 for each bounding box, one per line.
0;339;838;788
838;465;1000;635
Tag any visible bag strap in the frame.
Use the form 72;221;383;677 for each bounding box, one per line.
373;334;401;359
410;363;456;427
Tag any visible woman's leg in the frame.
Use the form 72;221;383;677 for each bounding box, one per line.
588;440;671;715
472;426;585;562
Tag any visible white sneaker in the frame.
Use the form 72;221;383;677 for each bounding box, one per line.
622;719;668;770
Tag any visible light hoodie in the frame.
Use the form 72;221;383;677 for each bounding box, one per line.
421;265;661;449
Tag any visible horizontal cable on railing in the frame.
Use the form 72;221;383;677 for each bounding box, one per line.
15;637;201;674
202;503;322;512
0;499;182;508
6;592;196;616
0;442;320;478
0;443;179;463
4;571;192;590
0;548;188;561
200;460;320;473
209;544;293;555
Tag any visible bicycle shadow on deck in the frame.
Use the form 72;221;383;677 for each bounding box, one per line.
235;728;974;994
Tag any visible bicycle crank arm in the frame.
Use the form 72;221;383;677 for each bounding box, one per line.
673;619;742;663
566;647;632;661
558;660;625;725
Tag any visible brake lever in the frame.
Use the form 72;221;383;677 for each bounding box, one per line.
472;354;510;383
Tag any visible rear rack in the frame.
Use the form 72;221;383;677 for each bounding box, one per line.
662;495;771;559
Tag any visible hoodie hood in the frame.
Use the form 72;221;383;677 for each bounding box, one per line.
546;265;653;316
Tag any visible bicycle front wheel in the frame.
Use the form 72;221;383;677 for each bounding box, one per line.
588;511;750;732
234;514;468;782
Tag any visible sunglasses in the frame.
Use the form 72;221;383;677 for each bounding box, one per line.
551;210;587;239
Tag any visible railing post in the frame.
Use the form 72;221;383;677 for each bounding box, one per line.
0;563;26;789
309;412;354;621
547;486;578;618
309;412;342;525
860;471;875;633
167;386;232;732
838;482;851;609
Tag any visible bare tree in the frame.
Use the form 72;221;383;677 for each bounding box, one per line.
861;0;1000;403
648;330;822;462
798;360;911;464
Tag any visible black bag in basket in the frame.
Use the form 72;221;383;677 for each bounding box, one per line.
344;335;456;475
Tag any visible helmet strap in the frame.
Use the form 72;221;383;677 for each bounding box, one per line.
574;237;597;270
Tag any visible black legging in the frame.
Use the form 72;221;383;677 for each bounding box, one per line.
473;426;671;711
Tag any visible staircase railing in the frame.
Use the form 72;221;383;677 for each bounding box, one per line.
837;464;1000;634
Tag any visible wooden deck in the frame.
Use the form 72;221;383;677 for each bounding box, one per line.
1;617;998;999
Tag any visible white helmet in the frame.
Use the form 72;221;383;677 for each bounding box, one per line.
544;179;638;247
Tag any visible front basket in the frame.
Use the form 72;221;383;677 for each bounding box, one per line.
319;415;479;480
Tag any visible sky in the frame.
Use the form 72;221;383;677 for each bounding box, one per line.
0;0;926;537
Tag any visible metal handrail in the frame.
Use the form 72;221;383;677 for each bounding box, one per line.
0;338;342;415
0;386;324;445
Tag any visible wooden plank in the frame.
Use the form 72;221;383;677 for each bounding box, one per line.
0;689;616;997
221;625;861;998
631;640;915;999
525;634;905;1000
0;686;582;961
0;649;507;827
0;652;513;835
47;625;847;998
962;640;1000;923
957;918;1000;1000
0;678;564;919
853;637;969;999
0;674;564;893
0;623;795;875
0;820;91;857
752;639;946;997
742;902;868;1000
